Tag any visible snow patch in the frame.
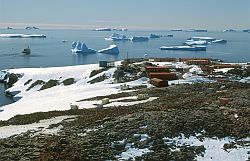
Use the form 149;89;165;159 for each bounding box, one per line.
0;116;77;139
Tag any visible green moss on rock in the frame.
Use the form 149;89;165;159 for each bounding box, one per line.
39;80;59;91
26;80;45;91
62;78;75;86
24;79;32;86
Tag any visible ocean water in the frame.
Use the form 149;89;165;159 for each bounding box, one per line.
0;84;13;107
0;29;250;106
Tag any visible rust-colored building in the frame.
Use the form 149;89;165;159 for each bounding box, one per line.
153;58;177;62
150;78;168;87
179;58;210;62
148;72;177;80
213;64;241;69
145;66;170;73
186;59;211;65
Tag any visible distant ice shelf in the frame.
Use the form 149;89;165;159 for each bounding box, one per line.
0;34;46;38
94;28;127;31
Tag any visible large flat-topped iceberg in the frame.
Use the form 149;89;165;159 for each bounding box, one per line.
71;42;96;54
0;34;46;38
130;36;149;42
160;45;206;51
184;40;207;45
105;33;129;41
98;45;119;54
189;37;216;42
187;37;227;44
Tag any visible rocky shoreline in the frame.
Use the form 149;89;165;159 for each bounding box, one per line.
0;82;249;160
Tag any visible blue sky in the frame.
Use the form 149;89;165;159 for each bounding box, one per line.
0;0;249;30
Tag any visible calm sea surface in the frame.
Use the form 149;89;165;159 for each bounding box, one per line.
0;29;250;106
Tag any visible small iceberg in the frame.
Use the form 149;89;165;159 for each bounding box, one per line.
223;29;236;32
98;45;119;54
243;29;250;32
25;26;39;30
211;39;227;44
71;42;96;54
183;40;207;45
160;45;206;51
113;28;128;31
185;29;207;32
130;36;149;42
0;34;46;38
62;40;68;43
171;29;182;31
150;34;161;38
104;33;128;41
94;28;112;31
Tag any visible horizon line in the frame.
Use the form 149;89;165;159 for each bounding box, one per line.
0;22;249;31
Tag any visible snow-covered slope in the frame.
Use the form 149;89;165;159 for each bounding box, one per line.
0;62;150;121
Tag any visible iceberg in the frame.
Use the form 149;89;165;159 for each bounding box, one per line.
223;29;236;32
98;45;119;54
183;40;207;45
188;37;216;42
149;34;161;38
0;34;46;38
130;36;149;42
160;45;206;51
104;33;129;41
171;29;182;31
187;37;227;44
71;42;96;54
243;29;250;32
211;39;227;44
185;29;207;32
94;28;112;31
113;28;128;31
25;26;39;30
